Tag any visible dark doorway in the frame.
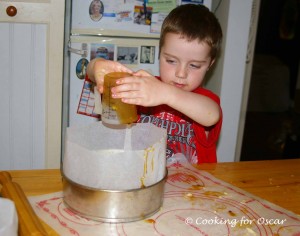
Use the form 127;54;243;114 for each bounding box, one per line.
240;0;300;161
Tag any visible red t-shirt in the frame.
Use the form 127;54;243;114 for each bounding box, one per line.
137;86;222;164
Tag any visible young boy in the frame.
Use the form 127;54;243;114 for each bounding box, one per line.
87;4;223;164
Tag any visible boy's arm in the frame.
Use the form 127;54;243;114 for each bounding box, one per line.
164;85;221;127
112;74;220;127
149;82;221;127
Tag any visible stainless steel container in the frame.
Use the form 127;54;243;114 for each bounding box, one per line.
62;170;167;223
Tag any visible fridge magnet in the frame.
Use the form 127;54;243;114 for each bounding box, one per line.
148;0;177;13
89;0;104;22
75;58;89;80
180;0;206;6
150;12;168;34
117;46;138;64
115;10;132;22
77;77;100;118
133;5;153;25
90;44;114;61
140;46;155;64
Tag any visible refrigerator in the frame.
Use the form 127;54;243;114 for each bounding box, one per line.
65;0;212;127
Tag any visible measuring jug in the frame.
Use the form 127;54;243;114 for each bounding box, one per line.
102;72;138;124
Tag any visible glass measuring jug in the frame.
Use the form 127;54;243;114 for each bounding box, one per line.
102;72;138;124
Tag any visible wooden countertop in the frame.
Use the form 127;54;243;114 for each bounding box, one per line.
2;158;300;235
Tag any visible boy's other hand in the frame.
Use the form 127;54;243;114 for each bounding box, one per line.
88;58;133;93
112;71;167;107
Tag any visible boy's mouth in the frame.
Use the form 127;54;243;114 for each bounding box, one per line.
174;82;185;88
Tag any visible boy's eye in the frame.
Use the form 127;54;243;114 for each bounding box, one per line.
166;59;176;64
190;64;201;69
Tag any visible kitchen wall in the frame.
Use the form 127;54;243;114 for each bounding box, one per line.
205;0;260;162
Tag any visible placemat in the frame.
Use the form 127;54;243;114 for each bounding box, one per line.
29;155;300;235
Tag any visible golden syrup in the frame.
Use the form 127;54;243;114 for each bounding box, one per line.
140;146;155;188
203;191;226;197
228;210;236;217
140;176;145;188
144;219;156;224
102;72;138;124
189;184;204;190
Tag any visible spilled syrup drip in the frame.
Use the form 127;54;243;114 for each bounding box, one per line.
228;210;236;216
203;191;226;197
189;184;204;190
144;219;156;224
140;146;155;188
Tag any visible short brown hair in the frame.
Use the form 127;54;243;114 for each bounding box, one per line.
159;4;223;61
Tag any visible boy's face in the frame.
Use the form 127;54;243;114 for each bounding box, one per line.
159;33;214;91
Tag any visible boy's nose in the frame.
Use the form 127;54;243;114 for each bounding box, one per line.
175;65;187;79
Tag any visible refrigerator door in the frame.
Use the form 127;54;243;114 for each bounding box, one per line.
69;34;159;127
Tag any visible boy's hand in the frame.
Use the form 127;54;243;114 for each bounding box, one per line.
111;70;167;106
87;58;133;93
